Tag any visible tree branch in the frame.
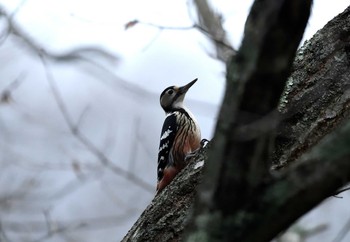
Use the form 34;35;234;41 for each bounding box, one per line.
193;0;236;62
39;55;154;192
189;0;312;235
0;5;119;63
122;145;208;242
273;5;350;168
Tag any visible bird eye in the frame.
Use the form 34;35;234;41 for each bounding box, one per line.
167;89;174;95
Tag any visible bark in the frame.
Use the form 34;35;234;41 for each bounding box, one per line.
273;6;350;168
186;0;313;241
123;3;350;242
122;146;208;242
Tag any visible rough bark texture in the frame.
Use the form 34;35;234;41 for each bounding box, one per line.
273;7;350;168
186;0;313;241
123;4;350;242
122;146;208;242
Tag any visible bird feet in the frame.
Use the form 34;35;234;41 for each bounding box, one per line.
184;139;210;162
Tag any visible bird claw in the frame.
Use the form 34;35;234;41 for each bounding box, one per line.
185;139;210;162
200;138;210;148
185;151;198;161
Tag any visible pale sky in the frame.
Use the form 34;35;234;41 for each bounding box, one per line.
0;1;349;242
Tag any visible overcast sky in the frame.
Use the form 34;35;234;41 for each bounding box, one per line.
0;1;350;242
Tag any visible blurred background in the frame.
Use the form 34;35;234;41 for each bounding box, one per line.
0;0;349;241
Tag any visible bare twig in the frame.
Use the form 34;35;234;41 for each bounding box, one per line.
141;29;163;52
73;105;91;131
0;72;26;104
0;221;11;242
0;5;119;63
192;0;236;62
3;212;137;242
125;19;235;58
333;186;350;198
0;21;10;46
21;214;135;232
43;209;53;234
8;0;27;18
39;55;154;192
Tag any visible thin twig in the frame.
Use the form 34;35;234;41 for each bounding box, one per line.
0;72;26;103
24;211;137;242
39;55;154;192
0;5;119;63
3;212;137;232
131;19;236;55
333;186;350;198
0;220;11;242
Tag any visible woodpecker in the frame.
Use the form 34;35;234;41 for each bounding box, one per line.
156;78;201;193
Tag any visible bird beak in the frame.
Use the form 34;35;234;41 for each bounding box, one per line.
178;78;198;94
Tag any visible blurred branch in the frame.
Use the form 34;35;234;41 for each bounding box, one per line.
0;5;119;63
0;2;217;119
193;0;236;62
0;221;11;242
0;72;26;104
2;212;137;242
333;185;350;198
39;55;154;193
48;176;101;201
125;15;236;62
8;0;27;18
303;224;329;239
276;223;328;242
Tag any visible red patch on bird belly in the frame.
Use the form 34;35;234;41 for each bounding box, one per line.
156;166;178;193
156;131;201;194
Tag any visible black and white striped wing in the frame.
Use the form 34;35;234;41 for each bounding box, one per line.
157;113;177;182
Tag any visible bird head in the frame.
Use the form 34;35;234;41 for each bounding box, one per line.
160;78;197;113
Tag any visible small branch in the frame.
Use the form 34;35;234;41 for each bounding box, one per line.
6;211;136;242
124;18;235;59
8;0;27;19
333;185;350;198
43;209;53;235
0;5;119;63
0;221;11;242
4;212;137;233
193;0;236;62
39;55;154;192
0;72;26;104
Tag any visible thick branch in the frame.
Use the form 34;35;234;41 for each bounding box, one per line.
237;120;350;242
122;147;208;242
273;5;350;168
188;2;312;240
